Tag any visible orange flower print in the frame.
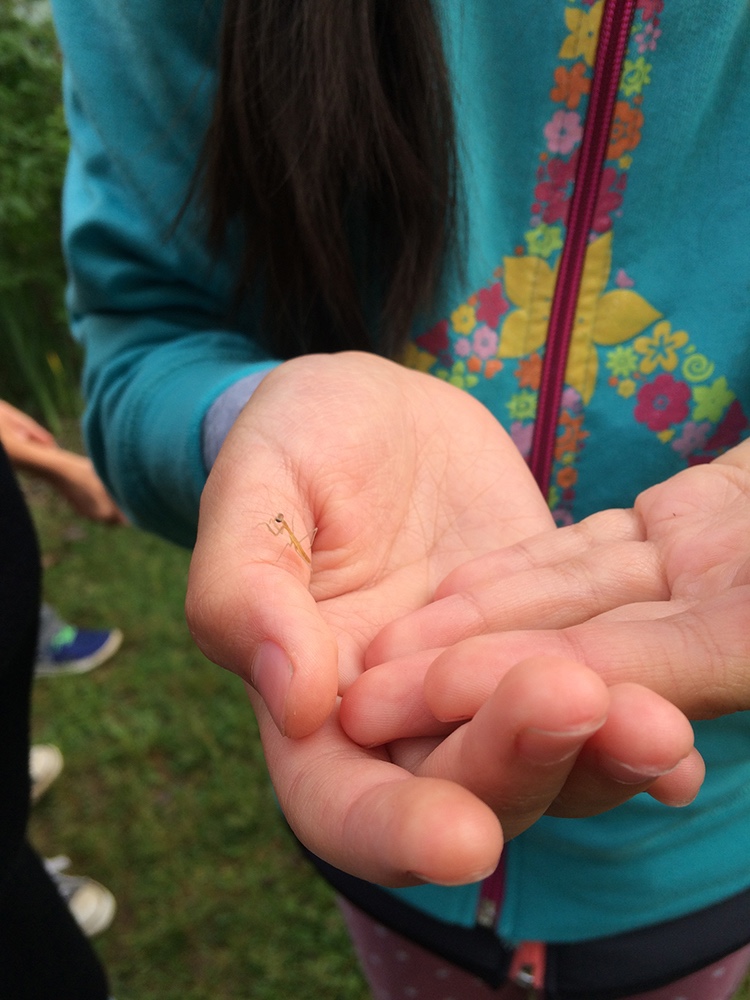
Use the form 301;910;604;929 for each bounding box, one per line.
608;101;644;159
557;466;578;490
515;352;543;390
555;412;589;460
550;62;590;110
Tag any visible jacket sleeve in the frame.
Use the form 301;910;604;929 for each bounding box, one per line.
51;0;277;547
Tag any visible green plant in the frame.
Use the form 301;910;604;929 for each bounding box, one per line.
0;0;81;428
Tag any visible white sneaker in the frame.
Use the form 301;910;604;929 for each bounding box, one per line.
29;744;64;802
44;856;116;937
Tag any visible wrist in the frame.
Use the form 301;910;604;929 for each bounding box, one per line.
202;369;275;470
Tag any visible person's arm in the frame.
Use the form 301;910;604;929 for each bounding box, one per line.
51;0;279;546
0;400;56;450
0;399;125;522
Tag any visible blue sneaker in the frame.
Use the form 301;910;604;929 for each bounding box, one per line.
36;604;123;677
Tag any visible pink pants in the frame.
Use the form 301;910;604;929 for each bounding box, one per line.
338;897;750;1000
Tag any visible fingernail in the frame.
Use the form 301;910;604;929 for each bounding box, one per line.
516;721;605;765
598;754;676;785
251;640;293;735
408;859;501;887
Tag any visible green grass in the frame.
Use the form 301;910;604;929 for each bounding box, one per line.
23;439;369;1000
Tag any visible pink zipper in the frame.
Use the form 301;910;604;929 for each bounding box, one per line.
509;940;547;996
479;4;640;980
528;0;639;495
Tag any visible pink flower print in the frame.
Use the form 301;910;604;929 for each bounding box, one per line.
476;283;509;328
637;0;663;19
544;110;583;155
510;421;534;458
634;374;691;431
535;183;569;225
634;22;661;53
552;507;575;527
454;336;471;358
472;325;499;361
561;386;583;413
592;168;624;233
615;268;635;288
672;421;712;458
535;156;577;225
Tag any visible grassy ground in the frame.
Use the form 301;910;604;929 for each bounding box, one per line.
23;446;369;1000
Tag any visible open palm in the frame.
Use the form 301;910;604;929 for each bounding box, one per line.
187;352;700;884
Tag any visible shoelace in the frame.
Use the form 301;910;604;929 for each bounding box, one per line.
43;855;86;902
50;625;77;650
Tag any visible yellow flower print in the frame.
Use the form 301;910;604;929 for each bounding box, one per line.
566;231;662;402
402;341;437;373
618;379;637;399
451;304;477;334
500;231;662;403
692;377;735;423
560;1;603;67
634;321;689;374
499;254;558;359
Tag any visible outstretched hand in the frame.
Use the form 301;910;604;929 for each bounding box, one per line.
349;442;750;745
187;353;702;884
0;398;126;524
187;352;551;737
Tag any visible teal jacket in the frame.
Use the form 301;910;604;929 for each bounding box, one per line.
50;0;750;946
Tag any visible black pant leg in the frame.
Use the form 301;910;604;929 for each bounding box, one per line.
0;443;109;999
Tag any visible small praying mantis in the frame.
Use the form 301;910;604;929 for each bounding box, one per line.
263;512;317;565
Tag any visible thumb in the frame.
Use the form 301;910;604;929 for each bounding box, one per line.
186;500;338;739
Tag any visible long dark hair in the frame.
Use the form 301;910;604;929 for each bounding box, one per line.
197;0;458;358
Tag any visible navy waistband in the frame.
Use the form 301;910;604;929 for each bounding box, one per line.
299;840;750;999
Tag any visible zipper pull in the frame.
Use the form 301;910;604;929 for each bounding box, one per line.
509;940;546;998
475;857;506;929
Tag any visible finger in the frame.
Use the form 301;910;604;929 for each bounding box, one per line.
188;470;338;738
366;536;666;665
414;657;610;840
250;691;503;887
547;683;702;817
339;649;453;747
646;751;706;806
434;508;645;598
18;412;56;445
423;589;750;721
